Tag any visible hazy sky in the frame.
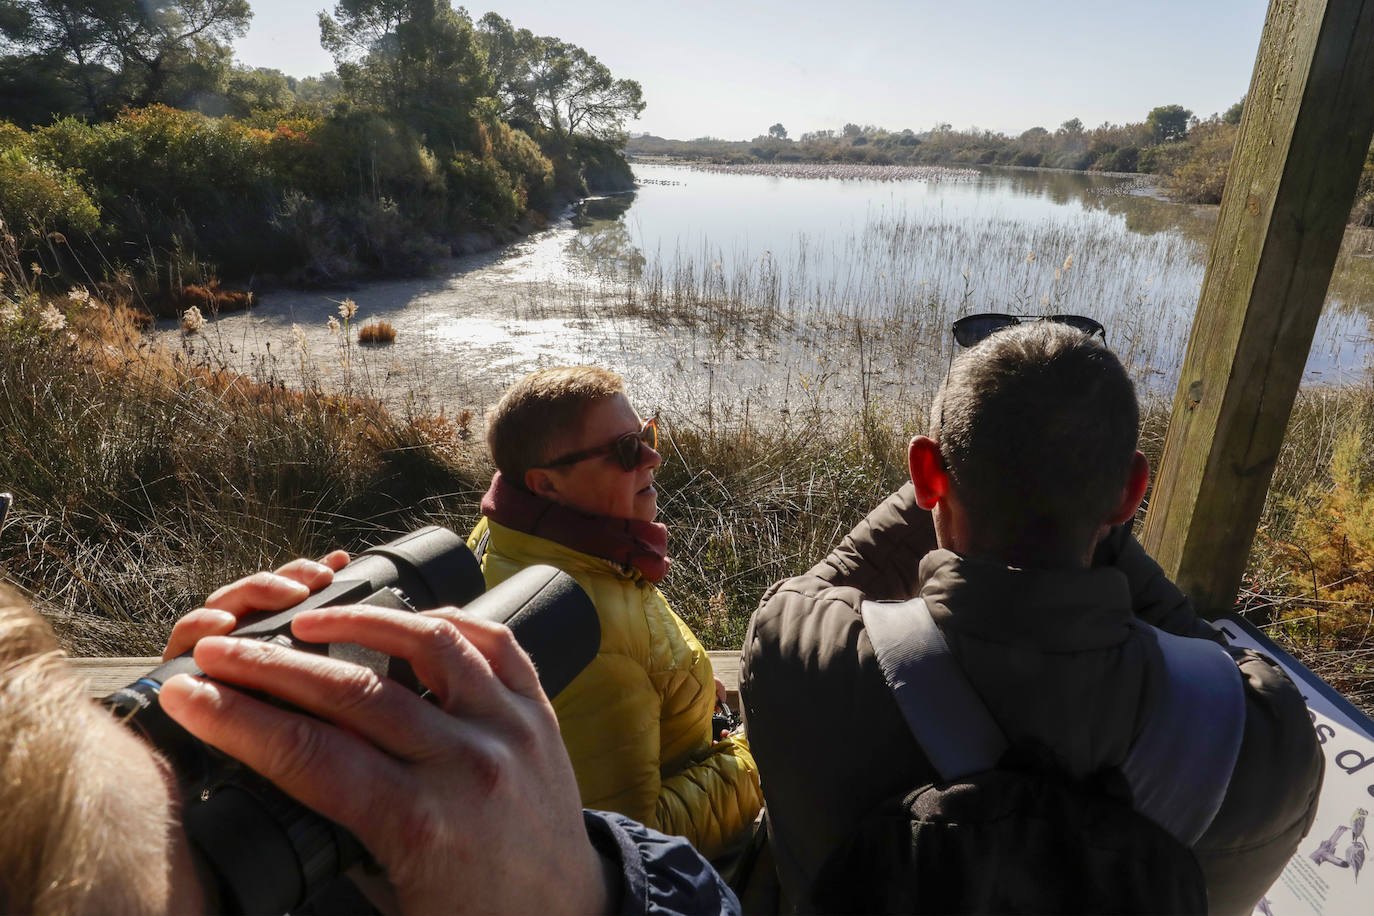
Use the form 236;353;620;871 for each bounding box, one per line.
235;1;1268;140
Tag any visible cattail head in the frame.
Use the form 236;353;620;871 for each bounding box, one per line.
37;304;66;332
181;306;206;333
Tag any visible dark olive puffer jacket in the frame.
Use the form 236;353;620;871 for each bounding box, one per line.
740;484;1324;915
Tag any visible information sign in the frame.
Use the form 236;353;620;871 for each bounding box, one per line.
1213;618;1374;916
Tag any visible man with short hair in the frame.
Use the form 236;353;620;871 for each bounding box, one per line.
740;321;1323;914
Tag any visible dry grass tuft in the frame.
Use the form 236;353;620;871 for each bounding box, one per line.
357;320;397;344
158;279;254;316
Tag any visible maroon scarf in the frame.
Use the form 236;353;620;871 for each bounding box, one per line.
480;472;671;583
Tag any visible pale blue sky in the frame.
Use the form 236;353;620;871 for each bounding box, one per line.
235;1;1268;140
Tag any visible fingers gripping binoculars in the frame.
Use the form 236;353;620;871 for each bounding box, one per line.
103;526;601;914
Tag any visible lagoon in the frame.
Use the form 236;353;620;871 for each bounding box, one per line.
171;162;1374;424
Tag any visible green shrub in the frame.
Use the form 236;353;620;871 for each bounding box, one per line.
489;122;554;208
446;152;521;227
1137;142;1191;176
28;109;280;282
0;100;596;293
573;135;635;192
351;194;450;272
1166;132;1236;205
261;115;327;191
1095;146;1140;173
34;107;270;209
0;120;30;152
307;110;447;204
0;148;101;245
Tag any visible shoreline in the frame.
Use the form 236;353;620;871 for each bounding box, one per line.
152;189;598;321
629;154;1157;183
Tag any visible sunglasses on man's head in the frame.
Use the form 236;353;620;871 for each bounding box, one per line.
539;415;659;472
952;313;1106;349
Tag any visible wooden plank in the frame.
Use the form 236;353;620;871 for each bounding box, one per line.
1141;0;1374;613
73;656;160;698
78;652;745;708
709;649;742;709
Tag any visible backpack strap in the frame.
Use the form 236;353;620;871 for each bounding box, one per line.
862;597;1007;780
861;597;1246;846
1120;624;1246;846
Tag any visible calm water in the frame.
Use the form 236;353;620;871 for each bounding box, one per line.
172;162;1374;420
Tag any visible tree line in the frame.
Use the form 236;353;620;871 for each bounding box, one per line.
628;102;1374;226
0;1;646;307
630;104;1227;188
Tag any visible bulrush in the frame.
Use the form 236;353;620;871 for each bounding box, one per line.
180;306;206;334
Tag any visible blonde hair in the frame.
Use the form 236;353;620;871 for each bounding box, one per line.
0;586;173;914
487;366;627;486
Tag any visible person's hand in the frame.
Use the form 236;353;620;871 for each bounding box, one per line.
712;676;741;740
157;604;610;915
162;551;350;660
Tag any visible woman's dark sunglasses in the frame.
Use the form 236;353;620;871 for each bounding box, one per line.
952;313;1106;348
539;416;659;472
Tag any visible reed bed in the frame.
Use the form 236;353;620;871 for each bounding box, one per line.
563;205;1211;397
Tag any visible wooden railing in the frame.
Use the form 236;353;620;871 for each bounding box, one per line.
75;651;746;709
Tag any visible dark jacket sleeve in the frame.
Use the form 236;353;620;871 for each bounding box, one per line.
584;809;741;915
806;483;938;599
1092;525;1223;642
1194;648;1324;916
740;573;931;906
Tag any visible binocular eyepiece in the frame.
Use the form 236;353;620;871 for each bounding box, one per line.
104;526;601;915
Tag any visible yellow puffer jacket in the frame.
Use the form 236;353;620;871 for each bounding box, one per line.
468;517;762;859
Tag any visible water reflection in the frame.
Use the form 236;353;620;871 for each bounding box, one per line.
564;193;645;280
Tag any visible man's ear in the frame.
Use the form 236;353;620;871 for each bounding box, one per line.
1107;450;1150;525
908;436;948;511
524;467;561;501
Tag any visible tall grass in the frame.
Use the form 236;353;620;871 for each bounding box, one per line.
0;232;489;653
546;203;1225;404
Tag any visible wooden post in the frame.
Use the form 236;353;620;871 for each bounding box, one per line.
1141;0;1374;614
